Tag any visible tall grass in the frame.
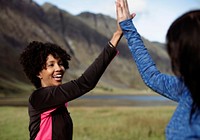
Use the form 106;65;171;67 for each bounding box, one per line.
0;106;174;140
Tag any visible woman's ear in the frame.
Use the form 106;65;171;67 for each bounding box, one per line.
37;73;42;79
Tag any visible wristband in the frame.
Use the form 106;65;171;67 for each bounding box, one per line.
108;41;115;48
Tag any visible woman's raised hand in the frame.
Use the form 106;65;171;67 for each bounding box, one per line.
109;0;136;47
116;0;136;22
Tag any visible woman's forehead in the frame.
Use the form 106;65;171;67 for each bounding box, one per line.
46;54;61;62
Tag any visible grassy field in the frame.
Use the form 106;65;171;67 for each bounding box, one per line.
0;106;175;140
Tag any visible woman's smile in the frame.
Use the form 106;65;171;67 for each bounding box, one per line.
52;74;63;82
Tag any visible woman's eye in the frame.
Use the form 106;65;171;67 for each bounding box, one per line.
48;64;54;67
58;61;64;66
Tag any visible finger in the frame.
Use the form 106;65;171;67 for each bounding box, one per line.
116;0;122;9
120;0;125;9
116;1;123;20
115;0;121;7
130;13;136;19
124;0;130;15
120;0;128;19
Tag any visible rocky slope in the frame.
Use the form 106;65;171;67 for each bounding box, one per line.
0;0;171;96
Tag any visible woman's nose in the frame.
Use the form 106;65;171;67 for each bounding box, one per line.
55;63;62;71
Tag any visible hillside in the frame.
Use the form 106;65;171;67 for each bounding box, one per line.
0;0;171;97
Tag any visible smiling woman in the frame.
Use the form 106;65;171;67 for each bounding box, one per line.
19;15;123;139
19;40;118;139
38;54;65;87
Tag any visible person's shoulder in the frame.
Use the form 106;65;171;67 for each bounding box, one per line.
29;87;50;101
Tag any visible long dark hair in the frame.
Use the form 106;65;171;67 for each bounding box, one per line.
167;10;200;106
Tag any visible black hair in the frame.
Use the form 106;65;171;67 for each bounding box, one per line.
20;41;71;88
166;10;200;106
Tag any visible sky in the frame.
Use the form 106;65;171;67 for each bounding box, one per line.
34;0;200;43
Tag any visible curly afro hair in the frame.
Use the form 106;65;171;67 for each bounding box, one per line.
20;41;71;89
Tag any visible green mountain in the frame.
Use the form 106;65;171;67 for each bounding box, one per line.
0;0;171;97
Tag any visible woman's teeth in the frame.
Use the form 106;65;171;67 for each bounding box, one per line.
53;75;62;78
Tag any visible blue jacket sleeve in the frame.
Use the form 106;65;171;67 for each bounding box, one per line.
120;19;185;102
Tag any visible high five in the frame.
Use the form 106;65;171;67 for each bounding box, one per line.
116;0;200;139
